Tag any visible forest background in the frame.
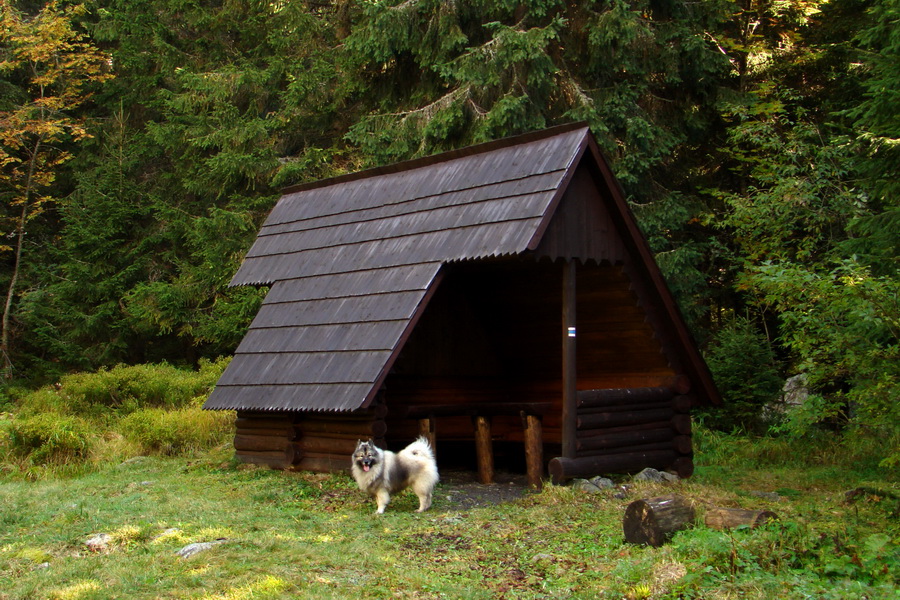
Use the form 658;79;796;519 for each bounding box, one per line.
0;0;897;462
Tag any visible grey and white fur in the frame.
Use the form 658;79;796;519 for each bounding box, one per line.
351;437;439;514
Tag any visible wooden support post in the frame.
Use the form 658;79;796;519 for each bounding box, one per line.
522;412;544;490
418;416;436;457
473;415;494;484
562;259;577;459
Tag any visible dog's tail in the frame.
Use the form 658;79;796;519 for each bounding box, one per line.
399;436;435;462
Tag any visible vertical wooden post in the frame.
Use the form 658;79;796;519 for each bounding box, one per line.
473;415;494;484
562;259;577;459
418;416;436;457
522;412;544;490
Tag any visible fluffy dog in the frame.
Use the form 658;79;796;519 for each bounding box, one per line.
351;437;439;514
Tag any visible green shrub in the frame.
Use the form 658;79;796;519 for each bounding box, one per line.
16;358;230;418
700;317;783;432
119;406;234;456
7;413;94;465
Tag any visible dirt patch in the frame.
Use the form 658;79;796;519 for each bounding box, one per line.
437;468;533;509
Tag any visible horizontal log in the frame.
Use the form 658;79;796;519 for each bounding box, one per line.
577;420;673;437
299;419;388;438
577;408;674;430
705;507;777;530
398;402;553;419
295;435;359;455
235;427;299;440
235;417;294;431
672;415;692;435
579;400;672;415
577;441;673;458
577;428;674;453
291;452;351;473
672;395;694;413
234;434;293;453
549;450;677;483
235;447;300;469
672;435;692;455
577;387;675;409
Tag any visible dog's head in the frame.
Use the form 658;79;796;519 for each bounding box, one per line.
353;439;379;473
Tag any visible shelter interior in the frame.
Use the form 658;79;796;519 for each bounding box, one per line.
380;255;678;470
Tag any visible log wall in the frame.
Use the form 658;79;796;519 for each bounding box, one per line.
233;405;389;472
549;386;695;483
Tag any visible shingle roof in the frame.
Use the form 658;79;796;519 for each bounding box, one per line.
204;123;720;413
205;124;591;412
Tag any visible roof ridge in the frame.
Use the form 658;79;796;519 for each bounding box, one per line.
279;122;590;195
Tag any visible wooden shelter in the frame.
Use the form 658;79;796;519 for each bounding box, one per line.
203;123;721;486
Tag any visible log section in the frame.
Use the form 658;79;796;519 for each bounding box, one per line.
623;495;695;547
704;507;777;530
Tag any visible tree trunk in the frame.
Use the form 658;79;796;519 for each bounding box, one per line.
1;138;40;377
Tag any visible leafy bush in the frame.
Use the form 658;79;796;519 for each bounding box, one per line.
751;260;900;466
6;413;93;465
16;358;230;419
119;406;233;456
701;317;783;432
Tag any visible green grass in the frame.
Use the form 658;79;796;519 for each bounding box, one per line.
1;439;898;600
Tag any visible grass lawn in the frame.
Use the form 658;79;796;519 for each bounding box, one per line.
1;439;898;600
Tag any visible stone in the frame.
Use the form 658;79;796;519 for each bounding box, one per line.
589;476;615;489
634;468;665;483
175;539;227;559
572;478;605;494
530;553;555;564
84;533;112;552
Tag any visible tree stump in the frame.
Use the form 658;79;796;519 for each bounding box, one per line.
623;495;695;547
704;507;777;530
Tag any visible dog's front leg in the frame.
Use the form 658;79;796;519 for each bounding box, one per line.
374;489;390;514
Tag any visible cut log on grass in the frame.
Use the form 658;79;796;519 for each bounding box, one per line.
623;494;695;547
704;507;777;530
